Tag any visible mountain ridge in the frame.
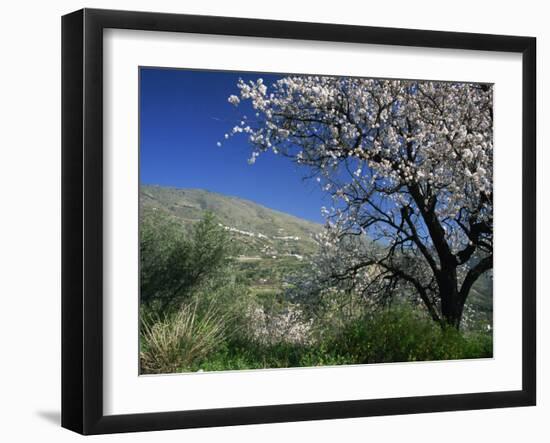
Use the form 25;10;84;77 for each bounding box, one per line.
140;184;324;258
141;184;323;227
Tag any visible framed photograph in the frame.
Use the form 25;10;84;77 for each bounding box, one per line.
61;8;536;435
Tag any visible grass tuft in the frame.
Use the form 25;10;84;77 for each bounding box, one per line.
140;300;229;374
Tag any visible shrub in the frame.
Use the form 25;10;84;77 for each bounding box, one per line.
243;303;313;346
140;300;230;374
325;304;493;364
140;211;235;315
186;303;492;372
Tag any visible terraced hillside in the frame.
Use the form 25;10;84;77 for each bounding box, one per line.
140;185;492;327
140;185;325;296
140;185;323;259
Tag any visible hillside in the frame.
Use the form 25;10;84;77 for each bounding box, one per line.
140;184;323;261
140;185;491;326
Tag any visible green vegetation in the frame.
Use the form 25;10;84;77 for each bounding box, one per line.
140;300;230;374
139;186;493;374
182;306;492;373
140;210;236;314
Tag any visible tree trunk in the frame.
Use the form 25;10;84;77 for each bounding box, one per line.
440;297;463;329
437;267;463;330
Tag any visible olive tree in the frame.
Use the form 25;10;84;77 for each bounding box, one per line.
140;211;234;314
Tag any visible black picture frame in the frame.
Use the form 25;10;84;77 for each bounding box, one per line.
61;8;537;435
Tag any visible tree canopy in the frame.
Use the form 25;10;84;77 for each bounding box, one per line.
140;211;234;313
224;75;493;328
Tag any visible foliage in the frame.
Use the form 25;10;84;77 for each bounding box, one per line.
140;210;235;314
321;304;492;364
187;304;491;372
140;299;231;374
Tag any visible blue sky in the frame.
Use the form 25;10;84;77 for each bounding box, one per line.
139;67;328;224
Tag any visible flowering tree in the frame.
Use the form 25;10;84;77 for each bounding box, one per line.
223;76;493;329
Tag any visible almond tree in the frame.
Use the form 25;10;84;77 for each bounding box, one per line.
223;76;493;329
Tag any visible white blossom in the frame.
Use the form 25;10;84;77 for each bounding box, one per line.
228;94;240;105
224;75;493;328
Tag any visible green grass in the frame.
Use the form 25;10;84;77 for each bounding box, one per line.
322;306;493;364
177;304;493;373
